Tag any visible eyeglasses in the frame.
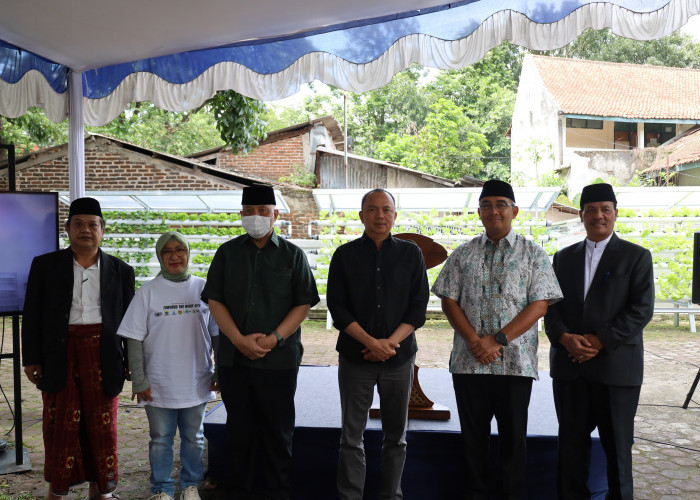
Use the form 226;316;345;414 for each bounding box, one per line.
71;221;102;231
161;247;187;257
479;202;514;211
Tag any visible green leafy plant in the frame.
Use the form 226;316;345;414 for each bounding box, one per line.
278;164;317;188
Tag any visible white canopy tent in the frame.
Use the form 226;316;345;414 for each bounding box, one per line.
2;0;699;199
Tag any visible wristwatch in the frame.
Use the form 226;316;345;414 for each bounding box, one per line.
272;330;286;347
495;331;509;347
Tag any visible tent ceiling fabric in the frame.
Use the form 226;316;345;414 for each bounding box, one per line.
1;0;699;126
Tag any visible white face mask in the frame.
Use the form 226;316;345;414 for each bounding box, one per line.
242;215;273;239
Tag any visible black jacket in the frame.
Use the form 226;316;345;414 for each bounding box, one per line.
544;233;654;386
22;247;135;396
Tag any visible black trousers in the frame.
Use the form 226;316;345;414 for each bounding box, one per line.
219;365;299;500
452;374;534;500
553;378;640;500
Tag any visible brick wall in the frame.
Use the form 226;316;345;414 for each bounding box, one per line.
3;151;231;193
1;140;320;237
278;186;319;238
214;134;321;237
217;134;307;182
1;143;232;221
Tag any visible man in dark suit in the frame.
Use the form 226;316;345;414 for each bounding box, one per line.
544;183;654;500
22;197;134;500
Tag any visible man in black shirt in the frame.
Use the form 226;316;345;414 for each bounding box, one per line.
327;188;429;500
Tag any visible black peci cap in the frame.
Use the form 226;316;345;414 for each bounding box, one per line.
241;185;276;206
69;197;102;218
580;183;617;208
479;179;515;203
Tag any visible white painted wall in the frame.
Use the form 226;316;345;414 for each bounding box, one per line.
511;54;561;185
565;150;639;196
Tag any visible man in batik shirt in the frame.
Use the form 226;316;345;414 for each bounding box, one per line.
432;180;562;499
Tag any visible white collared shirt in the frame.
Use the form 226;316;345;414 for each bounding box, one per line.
69;256;102;324
584;233;614;299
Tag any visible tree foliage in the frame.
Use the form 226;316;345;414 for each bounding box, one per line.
427;43;522;181
1;89;269;157
0;108;68;156
264;84;345;132
540;29;700;68
346;45;520;182
374;99;488;180
208;90;268;154
88;102;222;156
348;66;431;158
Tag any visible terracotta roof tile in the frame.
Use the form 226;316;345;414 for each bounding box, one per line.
646;125;700;172
531;55;700;120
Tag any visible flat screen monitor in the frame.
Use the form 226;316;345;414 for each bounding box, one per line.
0;192;59;315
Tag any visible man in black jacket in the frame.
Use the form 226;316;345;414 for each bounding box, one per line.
544;183;654;500
22;197;134;500
327;188;429;500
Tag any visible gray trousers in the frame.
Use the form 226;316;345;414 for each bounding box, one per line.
337;354;415;500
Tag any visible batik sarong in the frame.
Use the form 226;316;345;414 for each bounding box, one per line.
42;324;119;495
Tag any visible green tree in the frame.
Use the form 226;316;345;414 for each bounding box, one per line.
265;85;346;132
427;43;522;181
524;138;555;185
0;108;68;157
88;102;222;156
540;29;700;68
348;65;431;157
3;89;269;157
375;99;488;180
208;90;268;154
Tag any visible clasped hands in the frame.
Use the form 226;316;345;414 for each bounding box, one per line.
234;332;278;360
560;332;601;363
362;338;400;362
469;336;502;365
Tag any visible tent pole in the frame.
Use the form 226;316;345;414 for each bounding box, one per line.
344;93;348;189
68;70;85;201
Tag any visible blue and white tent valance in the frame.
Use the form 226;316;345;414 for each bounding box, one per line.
1;0;699;126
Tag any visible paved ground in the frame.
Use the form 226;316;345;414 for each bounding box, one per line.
0;317;699;499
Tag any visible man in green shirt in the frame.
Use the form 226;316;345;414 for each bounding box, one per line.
202;185;319;500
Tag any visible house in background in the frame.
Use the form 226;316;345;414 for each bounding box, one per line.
0;134;318;237
511;54;700;195
314;146;484;189
193;117;577;221
644;125;700;186
190;115;345;185
189;115;475;190
189;115;473;233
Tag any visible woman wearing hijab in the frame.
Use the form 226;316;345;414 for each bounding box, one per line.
117;232;218;500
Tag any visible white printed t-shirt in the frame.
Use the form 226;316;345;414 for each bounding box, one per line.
118;275;218;409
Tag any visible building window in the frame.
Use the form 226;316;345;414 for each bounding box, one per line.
613;122;678;149
644;123;676;147
614;122;636;149
566;118;604;129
